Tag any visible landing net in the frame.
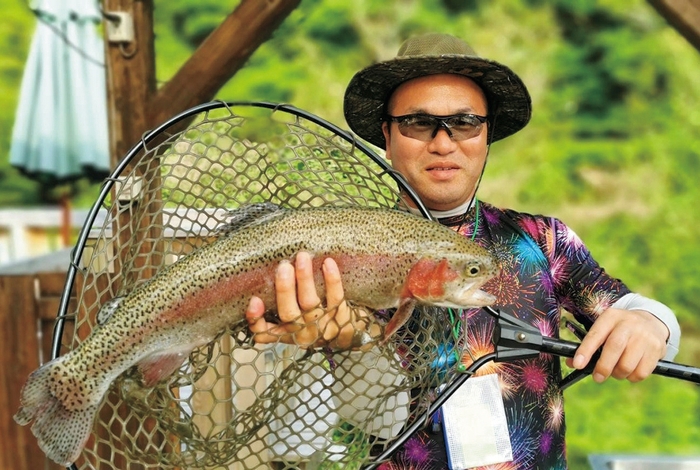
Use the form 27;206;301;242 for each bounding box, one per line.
54;102;472;469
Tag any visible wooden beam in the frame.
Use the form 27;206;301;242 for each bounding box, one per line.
149;0;301;126
648;0;700;53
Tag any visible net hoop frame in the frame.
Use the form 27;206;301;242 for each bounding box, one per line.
50;100;434;359
48;100;449;470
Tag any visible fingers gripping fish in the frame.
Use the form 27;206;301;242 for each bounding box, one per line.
14;204;497;466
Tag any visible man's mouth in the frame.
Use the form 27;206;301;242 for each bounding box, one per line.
427;162;459;172
426;164;460;177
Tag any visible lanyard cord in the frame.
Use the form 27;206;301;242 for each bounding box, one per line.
470;198;480;240
447;198;480;356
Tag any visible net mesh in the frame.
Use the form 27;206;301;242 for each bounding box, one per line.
58;103;469;469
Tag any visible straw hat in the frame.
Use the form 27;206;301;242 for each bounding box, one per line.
343;33;532;148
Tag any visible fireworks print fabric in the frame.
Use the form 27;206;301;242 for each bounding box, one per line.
378;201;630;470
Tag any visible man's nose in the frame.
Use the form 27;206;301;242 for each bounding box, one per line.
430;122;454;140
428;125;457;153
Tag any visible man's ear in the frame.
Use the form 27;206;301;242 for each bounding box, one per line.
381;121;392;159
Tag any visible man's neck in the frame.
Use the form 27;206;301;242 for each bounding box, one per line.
407;198;475;219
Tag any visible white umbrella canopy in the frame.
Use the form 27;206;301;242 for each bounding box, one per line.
10;0;110;184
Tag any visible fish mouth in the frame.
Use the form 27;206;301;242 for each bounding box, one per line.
435;282;496;309
454;287;496;307
414;290;495;310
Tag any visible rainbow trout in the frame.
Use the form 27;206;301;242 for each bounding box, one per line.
14;204;497;466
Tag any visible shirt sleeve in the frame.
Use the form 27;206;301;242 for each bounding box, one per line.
547;217;680;360
546;217;631;323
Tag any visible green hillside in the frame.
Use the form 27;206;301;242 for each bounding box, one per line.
2;0;700;468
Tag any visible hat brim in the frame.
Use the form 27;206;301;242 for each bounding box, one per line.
344;55;532;148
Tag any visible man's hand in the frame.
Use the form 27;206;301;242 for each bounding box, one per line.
245;252;376;349
568;308;669;383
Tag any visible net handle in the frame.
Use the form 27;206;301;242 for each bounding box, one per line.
366;305;700;468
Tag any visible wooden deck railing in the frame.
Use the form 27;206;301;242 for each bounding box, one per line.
1;272;73;470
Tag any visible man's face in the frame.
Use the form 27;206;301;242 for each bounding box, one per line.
382;74;489;212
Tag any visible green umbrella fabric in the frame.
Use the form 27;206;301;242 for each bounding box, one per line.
10;0;110;184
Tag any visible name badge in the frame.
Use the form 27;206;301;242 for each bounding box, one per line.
441;373;513;469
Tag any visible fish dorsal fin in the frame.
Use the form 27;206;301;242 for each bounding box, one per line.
96;296;124;325
215;203;286;236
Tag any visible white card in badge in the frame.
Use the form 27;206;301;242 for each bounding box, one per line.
441;373;512;469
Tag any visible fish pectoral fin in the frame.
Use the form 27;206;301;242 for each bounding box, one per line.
137;351;190;388
380;297;418;345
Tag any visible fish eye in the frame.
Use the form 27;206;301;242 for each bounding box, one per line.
468;265;481;276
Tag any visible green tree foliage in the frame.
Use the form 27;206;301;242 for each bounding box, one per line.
158;0;231;48
0;0;41;204
2;0;700;467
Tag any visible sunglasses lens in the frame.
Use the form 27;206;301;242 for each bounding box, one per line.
395;114;484;141
396;116;437;141
446;115;484;140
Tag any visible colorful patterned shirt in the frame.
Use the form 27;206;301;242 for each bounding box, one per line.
379;200;631;470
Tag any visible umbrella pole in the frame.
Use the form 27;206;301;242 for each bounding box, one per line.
60;194;71;247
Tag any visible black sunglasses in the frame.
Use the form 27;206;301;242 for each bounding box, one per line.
386;113;488;141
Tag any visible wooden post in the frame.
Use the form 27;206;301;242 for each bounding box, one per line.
96;0;301;467
103;0;160;289
103;0;157;165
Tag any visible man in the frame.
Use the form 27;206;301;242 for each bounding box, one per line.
246;33;680;469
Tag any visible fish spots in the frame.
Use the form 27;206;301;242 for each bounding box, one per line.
14;205;498;467
48;363;92;412
328;253;414;307
158;264;277;324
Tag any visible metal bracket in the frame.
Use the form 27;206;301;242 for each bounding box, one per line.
489;307;595;388
489;307;543;362
105;11;134;43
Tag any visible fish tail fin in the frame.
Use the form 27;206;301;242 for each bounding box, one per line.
14;356;97;466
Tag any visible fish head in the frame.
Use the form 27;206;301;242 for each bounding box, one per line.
405;251;498;309
382;251;497;341
431;254;497;308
